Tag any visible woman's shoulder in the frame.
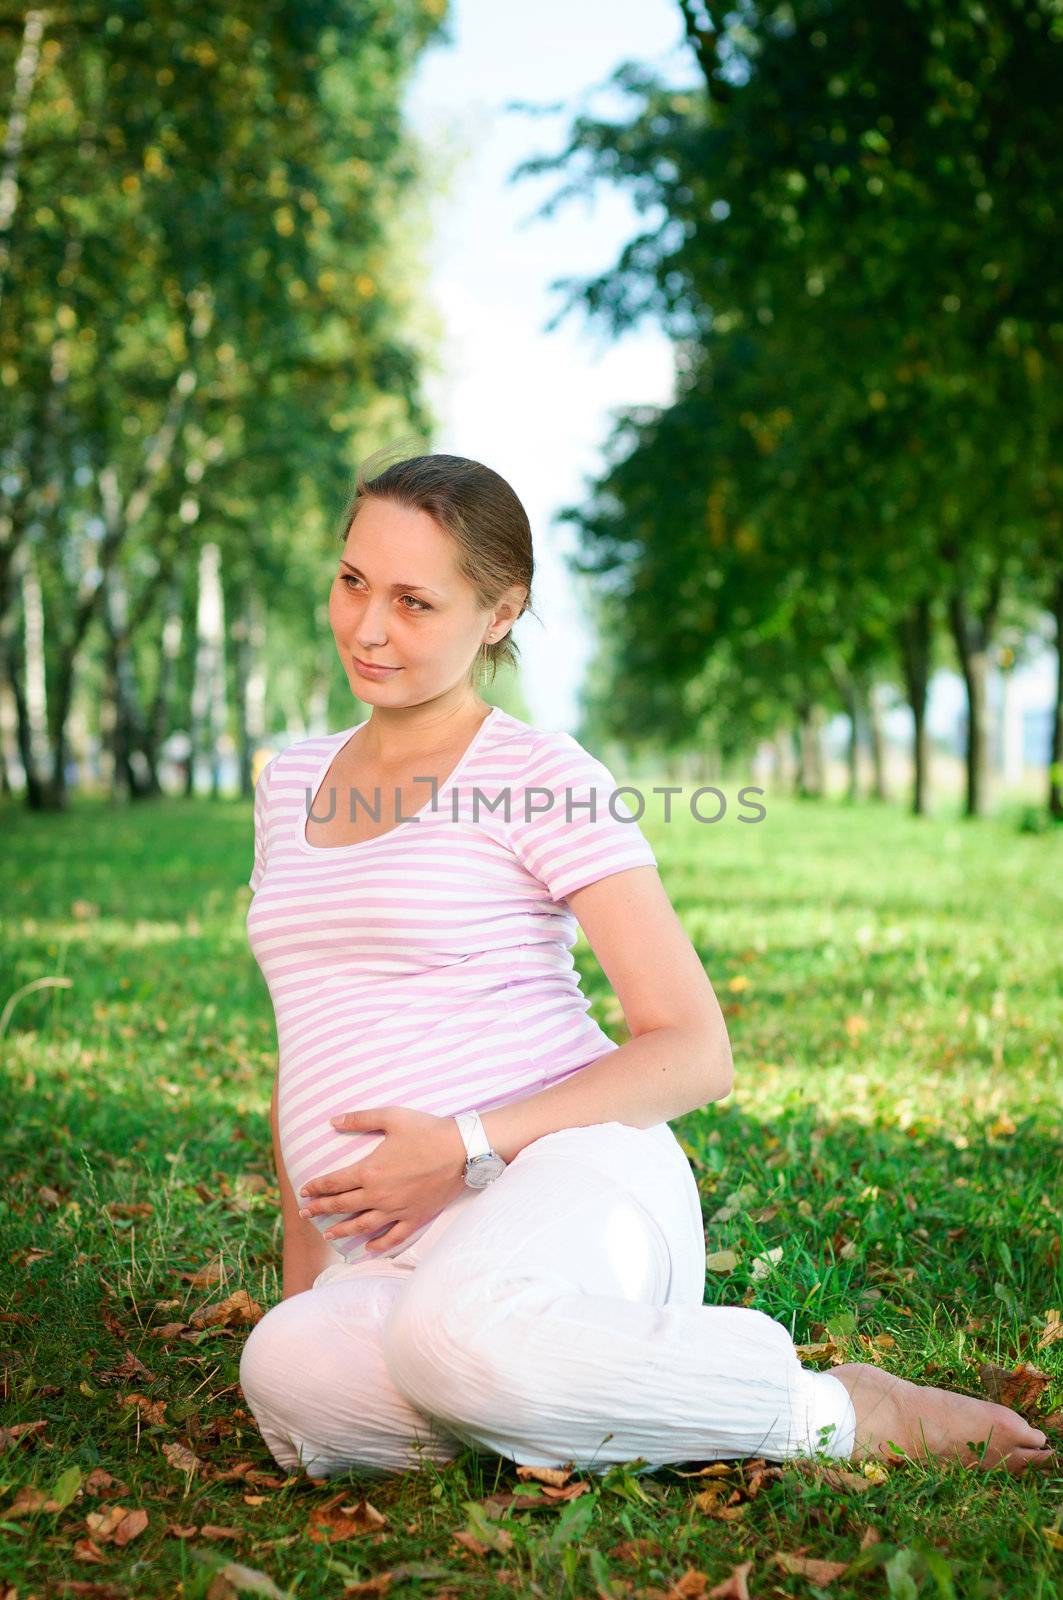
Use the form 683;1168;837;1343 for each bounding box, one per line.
486;709;605;784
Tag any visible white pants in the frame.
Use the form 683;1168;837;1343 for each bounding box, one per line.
239;1119;857;1478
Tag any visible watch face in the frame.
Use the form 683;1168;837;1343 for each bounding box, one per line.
466;1154;506;1188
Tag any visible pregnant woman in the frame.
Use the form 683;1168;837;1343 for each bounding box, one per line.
239;449;1053;1481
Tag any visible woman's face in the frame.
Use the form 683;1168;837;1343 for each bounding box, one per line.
329;496;502;706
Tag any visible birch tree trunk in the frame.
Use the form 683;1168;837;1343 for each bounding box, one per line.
897;596;932;816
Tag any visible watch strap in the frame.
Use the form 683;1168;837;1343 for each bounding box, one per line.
454;1109;492;1162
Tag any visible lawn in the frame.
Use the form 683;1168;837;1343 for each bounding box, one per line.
1;784;1061;1599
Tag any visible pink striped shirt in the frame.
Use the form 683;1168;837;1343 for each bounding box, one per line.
246;704;657;1265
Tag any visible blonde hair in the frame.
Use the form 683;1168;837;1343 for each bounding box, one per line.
337;441;537;683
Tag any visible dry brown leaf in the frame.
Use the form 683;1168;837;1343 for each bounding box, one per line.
162;1439;205;1474
121;1392;167;1425
306;1496;388;1542
189;1289;263;1329
792;1460;877;1493
452;1530;489;1556
204;1560;292;1599
53;1583;125;1599
85;1504;149;1545
150;1321;190;1339
664;1570;711;1597
72;1537;107;1564
481;1489;547;1514
515;1462;574;1487
1037;1310;1062;1350
97;1350;155;1385
185;1256;226;1287
0;1419;47;1452
978;1360;1051;1413
775;1547;850;1583
83;1467;120;1495
673;1461;736;1480
165;1522;199;1538
608;1537;665;1562
707;1560;752;1599
693;1483;747;1521
105;1201;154;1218
6;1485;60;1516
200;1524;244;1539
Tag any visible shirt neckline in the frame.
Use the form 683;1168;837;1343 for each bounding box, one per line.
295;703;502;857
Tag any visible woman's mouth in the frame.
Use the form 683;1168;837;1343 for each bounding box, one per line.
353;657;402;678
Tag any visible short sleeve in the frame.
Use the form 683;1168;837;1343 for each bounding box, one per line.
506;732;657;903
249;754;278;893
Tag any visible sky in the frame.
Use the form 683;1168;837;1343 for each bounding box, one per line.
402;0;1055;752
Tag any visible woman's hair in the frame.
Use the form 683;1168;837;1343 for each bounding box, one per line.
336;440;538;684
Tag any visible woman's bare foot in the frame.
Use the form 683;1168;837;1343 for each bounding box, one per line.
831;1362;1057;1477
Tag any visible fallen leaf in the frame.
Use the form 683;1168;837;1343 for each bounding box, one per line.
707;1560;752;1599
705;1250;739;1273
190;1290;263;1330
306;1496;387;1542
184;1256;226;1287
608;1536;664;1561
203;1558;293;1597
515;1463;574;1487
162;1440;205;1475
666;1569;712;1597
121;1393;167;1426
452;1529;490;1557
1037;1310;1062;1350
751;1246;783;1281
85;1504;149;1545
0;1419;48;1452
775;1547;850;1583
978;1360;1050;1413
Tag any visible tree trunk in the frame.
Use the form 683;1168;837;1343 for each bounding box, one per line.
0;9;47;315
21;551;60;809
229;585;267;799
796;700;825;798
947;590;993;818
857;674;888;801
190;543;227;799
102;561;158;800
1050;571;1063;821
897;596;932;816
844;678;860;803
149;574;186;797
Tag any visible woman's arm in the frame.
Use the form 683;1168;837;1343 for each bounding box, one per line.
271;1068;342;1298
481;864;733;1164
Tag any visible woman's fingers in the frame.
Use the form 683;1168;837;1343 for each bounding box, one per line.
364;1221;412;1252
323;1210;388;1240
299;1189;364;1218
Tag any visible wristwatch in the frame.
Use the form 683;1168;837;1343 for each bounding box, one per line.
454;1109;507;1189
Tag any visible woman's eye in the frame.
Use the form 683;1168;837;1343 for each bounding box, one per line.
339;575;430;612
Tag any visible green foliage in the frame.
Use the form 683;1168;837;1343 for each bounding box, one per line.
514;0;1062;772
1;1;449;778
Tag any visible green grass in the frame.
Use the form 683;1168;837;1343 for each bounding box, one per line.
1;787;1061;1599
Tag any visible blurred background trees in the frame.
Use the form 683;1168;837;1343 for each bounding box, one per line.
1;0;447;808
1;0;1059;820
520;0;1062;817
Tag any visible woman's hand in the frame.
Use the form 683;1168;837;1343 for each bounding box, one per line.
297;1106;468;1254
